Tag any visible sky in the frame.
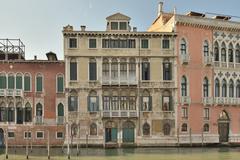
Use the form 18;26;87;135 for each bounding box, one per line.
1;0;240;60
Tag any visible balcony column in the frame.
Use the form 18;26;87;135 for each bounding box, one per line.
109;60;111;85
118;59;120;84
127;59;129;84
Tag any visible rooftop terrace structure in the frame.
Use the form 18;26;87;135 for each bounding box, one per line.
0;39;25;60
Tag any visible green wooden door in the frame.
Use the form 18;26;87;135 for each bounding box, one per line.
111;128;117;142
123;128;134;143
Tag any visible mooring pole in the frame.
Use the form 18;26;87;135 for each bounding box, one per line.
190;128;192;147
5;128;8;159
47;130;50;159
67;123;70;159
26;128;29;159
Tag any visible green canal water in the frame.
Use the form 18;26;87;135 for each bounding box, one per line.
0;147;240;160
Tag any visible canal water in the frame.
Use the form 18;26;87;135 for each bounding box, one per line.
0;147;240;160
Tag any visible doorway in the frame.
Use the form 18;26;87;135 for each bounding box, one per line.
218;111;230;143
0;128;4;147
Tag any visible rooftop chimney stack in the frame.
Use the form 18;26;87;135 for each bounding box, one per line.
158;2;163;17
81;25;86;31
34;55;37;60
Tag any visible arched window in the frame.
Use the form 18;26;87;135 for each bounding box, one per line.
180;38;187;55
36;73;43;92
129;58;136;81
236;80;240;98
36;103;43;124
163;123;171;135
89;58;97;81
141;89;152;111
143;122;150;136
8;73;15;89
120;58;127;81
162;90;172;111
57;74;64;93
215;78;220;97
90;123;97;136
203;77;209;97
71;123;78;137
203;40;209;57
221;42;226;62
236;44;240;63
57;103;64;117
214;42;219;61
181;76;187;96
102;58;109;81
25;102;32;122
222;79;227;97
181;123;188;132
24;73;31;91
70;58;77;81
16;102;23;124
8;102;15;122
219;110;229;120
68;90;78;112
111;58;118;80
0;102;7;122
16;73;23;89
203;123;209;132
229;79;234;97
228;43;233;63
0;73;6;89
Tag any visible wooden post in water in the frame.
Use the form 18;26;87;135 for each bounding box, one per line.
26;128;29;159
67;123;70;159
5;128;8;159
201;129;204;147
47;130;50;159
86;131;88;149
189;128;192;147
77;124;80;156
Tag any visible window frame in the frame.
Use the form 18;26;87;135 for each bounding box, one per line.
68;37;78;49
36;131;44;139
89;38;97;49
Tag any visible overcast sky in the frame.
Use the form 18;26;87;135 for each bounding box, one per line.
1;0;240;60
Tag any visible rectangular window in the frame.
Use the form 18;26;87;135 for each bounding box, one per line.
142;62;150;80
111;63;118;80
8;132;15;138
24;76;31;91
36;76;43;92
120;96;128;110
163;62;172;80
129;63;136;82
36;131;44;139
57;76;64;93
89;62;97;80
16;76;22;89
181;107;188;119
68;96;78;111
70;62;77;81
119;22;127;30
111;96;119;110
162;39;170;49
88;96;99;112
141;96;152;111
0;76;6;89
24;131;32;139
111;22;118;30
141;39;149;49
25;107;32;122
89;39;97;48
120;63;127;81
69;38;77;48
8;76;15;89
129;97;136;110
204;108;209;120
102;39;136;48
56;132;64;139
103;96;110;110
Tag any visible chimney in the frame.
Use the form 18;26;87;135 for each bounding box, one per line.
34;55;37;60
133;27;137;32
80;25;86;31
158;2;163;16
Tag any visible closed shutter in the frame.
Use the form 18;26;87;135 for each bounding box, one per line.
169;63;172;80
36;76;43;92
0;76;6;89
149;96;152;111
24;76;30;91
87;96;90;111
96;96;99;111
16;76;22;89
58;104;64;116
8;76;15;89
57;76;64;92
89;62;97;80
70;62;77;80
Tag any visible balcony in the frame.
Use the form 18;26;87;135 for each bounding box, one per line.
221;62;227;68
160;81;175;88
214;97;240;105
102;76;137;85
35;116;43;125
102;110;138;118
202;97;213;105
204;56;213;66
214;61;220;67
214;97;225;105
181;54;190;64
56;116;65;125
158;111;175;119
228;62;234;68
181;96;191;105
0;89;24;97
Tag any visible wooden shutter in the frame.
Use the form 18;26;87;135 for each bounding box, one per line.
89;62;97;80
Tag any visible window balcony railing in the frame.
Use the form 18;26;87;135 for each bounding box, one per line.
159;111;175;119
235;63;240;68
56;116;65;125
204;56;213;65
214;97;225;105
102;110;138;118
214;61;220;67
0;89;5;96
0;89;24;97
35;116;43;125
228;62;234;68
181;96;191;105
102;76;137;85
214;97;240;105
160;81;175;88
15;89;23;97
6;89;14;96
181;54;190;64
202;97;213;105
221;62;227;68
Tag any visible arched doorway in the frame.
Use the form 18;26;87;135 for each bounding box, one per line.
0;128;4;147
218;111;230;143
122;121;135;143
105;121;117;143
